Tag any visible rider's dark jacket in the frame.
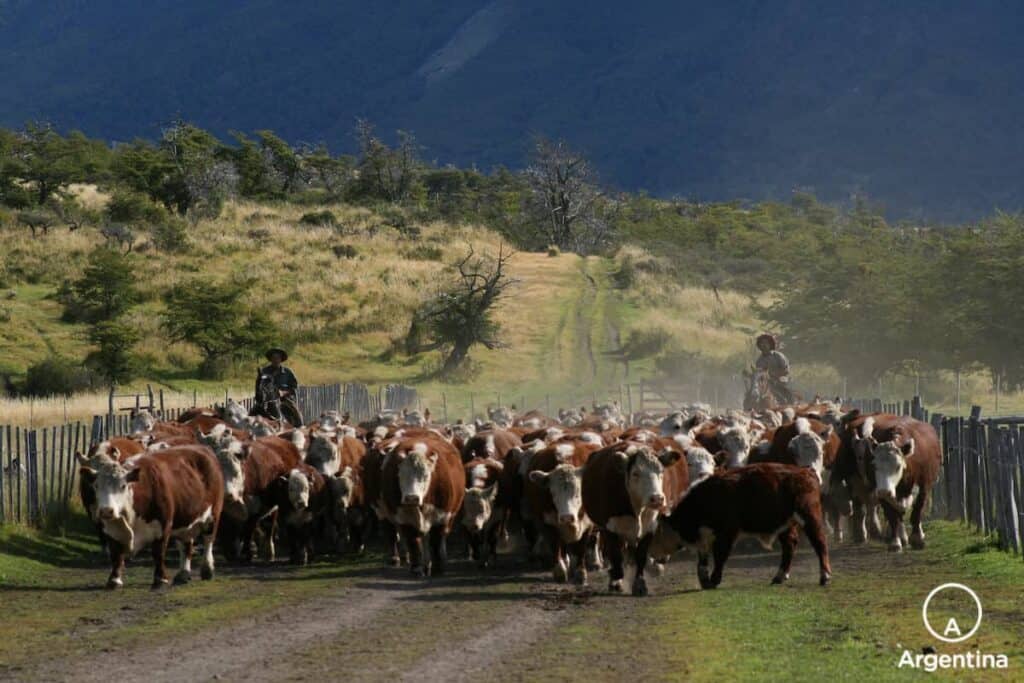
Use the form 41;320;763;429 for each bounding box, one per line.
755;350;790;380
256;364;299;397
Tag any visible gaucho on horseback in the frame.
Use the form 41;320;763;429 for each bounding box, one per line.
253;347;303;427
744;333;795;408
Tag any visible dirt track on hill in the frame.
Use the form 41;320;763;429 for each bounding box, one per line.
9;539;893;683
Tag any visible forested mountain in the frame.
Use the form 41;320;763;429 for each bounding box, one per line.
1;1;1022;219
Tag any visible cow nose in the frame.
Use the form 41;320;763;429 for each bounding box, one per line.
403;494;421;505
98;507;116;520
558;514;575;524
649;494;666;507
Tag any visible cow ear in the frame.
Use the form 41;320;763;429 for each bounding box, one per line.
125;468;141;483
109;446;121;461
528;470;549;485
427;452;439;466
482;483;498;502
278;475;288;484
339;465;353;479
901;438;915;457
657;450;682;467
74;450;89;466
787;437;800;455
820;426;834;441
78;465;97;476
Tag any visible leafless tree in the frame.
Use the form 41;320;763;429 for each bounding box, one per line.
406;244;519;376
524;137;614;254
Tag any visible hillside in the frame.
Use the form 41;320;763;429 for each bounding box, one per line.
0;192;761;422
1;2;1023;220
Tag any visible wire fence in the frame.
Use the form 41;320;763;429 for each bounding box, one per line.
0;381;417;526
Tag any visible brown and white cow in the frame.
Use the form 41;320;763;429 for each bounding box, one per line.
523;441;601;583
582;441;686;595
206;430;303;562
378;437;465;576
269;463;328;565
462;457;505;568
846;415;940;551
306;432;370;552
77;446;223;589
651;463;832;589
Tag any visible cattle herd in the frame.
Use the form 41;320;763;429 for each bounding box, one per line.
73;397;940;596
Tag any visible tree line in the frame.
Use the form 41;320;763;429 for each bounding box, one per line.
2;119;1022;396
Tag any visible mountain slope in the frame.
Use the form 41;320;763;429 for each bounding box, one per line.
2;1;1023;219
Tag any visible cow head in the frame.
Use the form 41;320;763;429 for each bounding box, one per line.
852;418;876;484
329;465;357;515
658;411;687;437
131;410;156;434
462;484;499;533
558;408;584;427
80;459;139;522
398;442;438;506
245;417;275;437
871;438;915;506
529;464;586;539
622;445;681;512
684;447;716;491
287;469;311;510
223;398;249;428
787;419;833;482
719;426;753;468
488;406;515;428
306;432;341;476
450;422;477;442
214;437;249;506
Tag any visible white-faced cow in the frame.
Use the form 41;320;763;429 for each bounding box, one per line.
650;463;832;589
77;446;223;589
582;441;686;595
378;437;465;577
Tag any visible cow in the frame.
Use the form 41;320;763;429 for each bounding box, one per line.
582;441;686;595
461;429;523;463
77;446;223;589
206;431;303;563
847;415;940;551
513;409;556;430
692;422;754;468
270;464;328;565
306;432;370;552
378;437;465;576
462;457;505;568
650;463;832;589
523;441;601;583
77;440;148;550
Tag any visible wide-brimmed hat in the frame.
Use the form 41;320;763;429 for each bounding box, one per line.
265;348;288;362
755;333;778;350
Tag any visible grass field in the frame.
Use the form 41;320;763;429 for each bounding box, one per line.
0;516;1020;681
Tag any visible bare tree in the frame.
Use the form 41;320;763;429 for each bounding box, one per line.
524;137;614;254
406;244;519;376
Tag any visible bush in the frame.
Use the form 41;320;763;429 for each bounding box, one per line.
331;244;358;259
401;245;443;261
298;210;337;228
547;245;560;257
106;190;167;224
21;356;98;397
151;218;190;252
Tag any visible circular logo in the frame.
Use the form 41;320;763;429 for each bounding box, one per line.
922;583;983;644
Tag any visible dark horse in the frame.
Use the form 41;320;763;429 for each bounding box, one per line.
743;367;779;412
252;372;286;423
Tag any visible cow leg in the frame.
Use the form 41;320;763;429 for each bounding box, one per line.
201;528;216;581
866;501;883;540
568;536;589;587
707;532;736;589
106;540;127;589
585;531;603;571
523;519;540;563
468;531;483;567
800;514;833;586
382;521;402;566
605;532;625;592
348;511;366;554
174;538;194;585
772;524;800;584
151;531;171;590
909;489;928;549
631;534;655;597
850;499;867;544
429;526;448;576
485;522;501;569
545;529;569;583
403;527;427;577
881;502;904;551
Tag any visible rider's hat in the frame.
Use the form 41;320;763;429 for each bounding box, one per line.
755;333;778;350
265;348;288;362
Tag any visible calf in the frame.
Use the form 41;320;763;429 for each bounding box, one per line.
270;464;328;565
461;429;522;463
462;457;505;568
651;463;832;589
306;433;370;552
378;437;465;577
523;442;601;583
582;441;685;595
77;446;223;589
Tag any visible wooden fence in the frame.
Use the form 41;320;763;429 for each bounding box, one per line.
0;381;417;526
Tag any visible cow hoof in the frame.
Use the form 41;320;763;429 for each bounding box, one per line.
151;579;170;592
698;577;717;590
887;542;903;553
910;535;926;550
771;573;789;585
200;566;214;581
553;566;568;583
649;561;666;577
388;556;401;567
608;579;624;593
105;577;124;590
631;577;649;597
572;569;588;587
410;566;426;578
820;574;832;587
173;571;192;586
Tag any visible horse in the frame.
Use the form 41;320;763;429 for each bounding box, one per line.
743;367;779;412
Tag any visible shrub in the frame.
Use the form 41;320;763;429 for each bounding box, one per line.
298;210;337;227
106;190;167;224
21;356;98;396
547;245;560;257
331;244;358;259
151;218;191;252
401;245;443;261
